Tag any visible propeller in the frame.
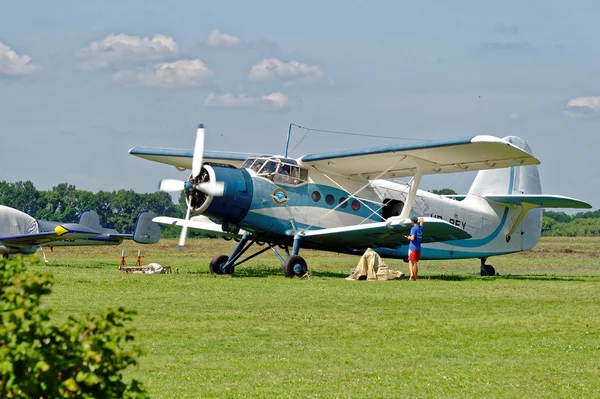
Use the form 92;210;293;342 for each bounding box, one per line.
159;179;186;192
178;124;205;250
178;205;191;250
157;125;226;250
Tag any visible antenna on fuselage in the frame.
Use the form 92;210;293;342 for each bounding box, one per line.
284;123;294;158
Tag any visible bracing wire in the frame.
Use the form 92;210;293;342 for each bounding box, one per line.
288;123;429;154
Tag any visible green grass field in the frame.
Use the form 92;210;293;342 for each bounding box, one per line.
29;237;600;398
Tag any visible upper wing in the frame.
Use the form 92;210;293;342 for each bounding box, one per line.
0;224;100;247
483;195;592;209
153;215;244;239
299;217;471;249
299;136;539;179
129;147;262;169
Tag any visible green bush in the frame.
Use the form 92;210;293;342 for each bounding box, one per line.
0;256;148;398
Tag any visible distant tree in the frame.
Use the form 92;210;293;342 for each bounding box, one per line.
542;216;555;233
0;256;148;398
543;210;572;223
0;181;40;215
431;188;458;195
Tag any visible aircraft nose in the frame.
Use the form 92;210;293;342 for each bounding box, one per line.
54;225;68;236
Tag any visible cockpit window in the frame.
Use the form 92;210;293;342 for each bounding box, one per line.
261;161;278;174
242;156;309;186
241;158;257;170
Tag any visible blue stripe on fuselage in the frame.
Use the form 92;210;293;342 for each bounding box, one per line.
443;165;514;248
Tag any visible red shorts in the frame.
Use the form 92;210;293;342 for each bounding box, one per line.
408;250;421;261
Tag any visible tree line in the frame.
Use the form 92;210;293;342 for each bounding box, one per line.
1;181;597;237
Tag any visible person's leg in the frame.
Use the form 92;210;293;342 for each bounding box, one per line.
413;260;418;280
408;250;415;280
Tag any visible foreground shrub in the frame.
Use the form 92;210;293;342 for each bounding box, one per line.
0;256;148;398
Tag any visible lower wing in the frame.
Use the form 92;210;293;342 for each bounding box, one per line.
298;217;471;249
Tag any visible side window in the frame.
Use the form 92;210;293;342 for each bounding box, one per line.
312;191;321;202
299;168;308;181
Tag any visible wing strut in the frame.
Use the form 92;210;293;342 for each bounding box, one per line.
504;202;540;243
398;166;424;220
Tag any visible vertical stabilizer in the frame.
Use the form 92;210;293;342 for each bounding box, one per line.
468;136;542;249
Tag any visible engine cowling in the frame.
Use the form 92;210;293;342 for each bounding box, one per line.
186;164;253;227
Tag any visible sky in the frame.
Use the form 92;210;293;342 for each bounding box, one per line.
1;0;599;208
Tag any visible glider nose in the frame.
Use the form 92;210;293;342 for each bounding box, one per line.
54;225;69;236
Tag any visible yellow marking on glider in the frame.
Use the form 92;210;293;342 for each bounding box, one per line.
54;225;69;236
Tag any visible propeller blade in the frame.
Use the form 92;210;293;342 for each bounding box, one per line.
196;181;225;197
159;179;185;192
178;206;191;250
192;124;205;179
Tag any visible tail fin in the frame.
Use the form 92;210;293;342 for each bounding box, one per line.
132;211;161;244
468;136;541;196
469;136;542;249
78;210;119;235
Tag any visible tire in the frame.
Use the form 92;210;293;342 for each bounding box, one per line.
283;255;308;278
482;264;496;276
209;254;229;275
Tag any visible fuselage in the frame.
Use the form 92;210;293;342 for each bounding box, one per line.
197;157;542;260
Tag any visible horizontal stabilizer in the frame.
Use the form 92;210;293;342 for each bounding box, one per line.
483;195;592;209
153;216;244;239
299;217;471;249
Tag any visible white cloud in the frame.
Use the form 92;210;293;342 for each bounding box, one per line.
204;92;260;107
114;59;213;88
78;34;178;69
206;30;243;47
262;92;289;109
205;91;290;110
565;96;600;117
0;41;40;75
248;58;325;86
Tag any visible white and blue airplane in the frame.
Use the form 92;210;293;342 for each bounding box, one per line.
0;206;161;258
130;125;591;277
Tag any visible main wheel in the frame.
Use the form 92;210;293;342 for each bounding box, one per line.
283;255;308;278
481;264;496;276
209;254;229;275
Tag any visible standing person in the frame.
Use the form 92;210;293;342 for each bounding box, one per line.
407;216;424;281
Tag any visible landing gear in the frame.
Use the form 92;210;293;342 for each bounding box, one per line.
209;254;233;275
209;232;305;277
479;257;496;276
282;255;307;278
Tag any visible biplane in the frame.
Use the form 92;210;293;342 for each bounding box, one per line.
130;125;590;277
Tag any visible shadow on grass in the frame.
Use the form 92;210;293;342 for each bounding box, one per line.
427;274;594;282
493;274;590;282
232;266;284;278
426;274;476;281
310;270;350;279
50;262;117;270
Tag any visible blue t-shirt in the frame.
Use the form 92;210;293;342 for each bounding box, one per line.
409;225;423;251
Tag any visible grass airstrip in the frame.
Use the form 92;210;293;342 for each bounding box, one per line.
28;237;600;398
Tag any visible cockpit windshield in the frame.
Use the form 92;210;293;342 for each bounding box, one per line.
241;156;308;185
